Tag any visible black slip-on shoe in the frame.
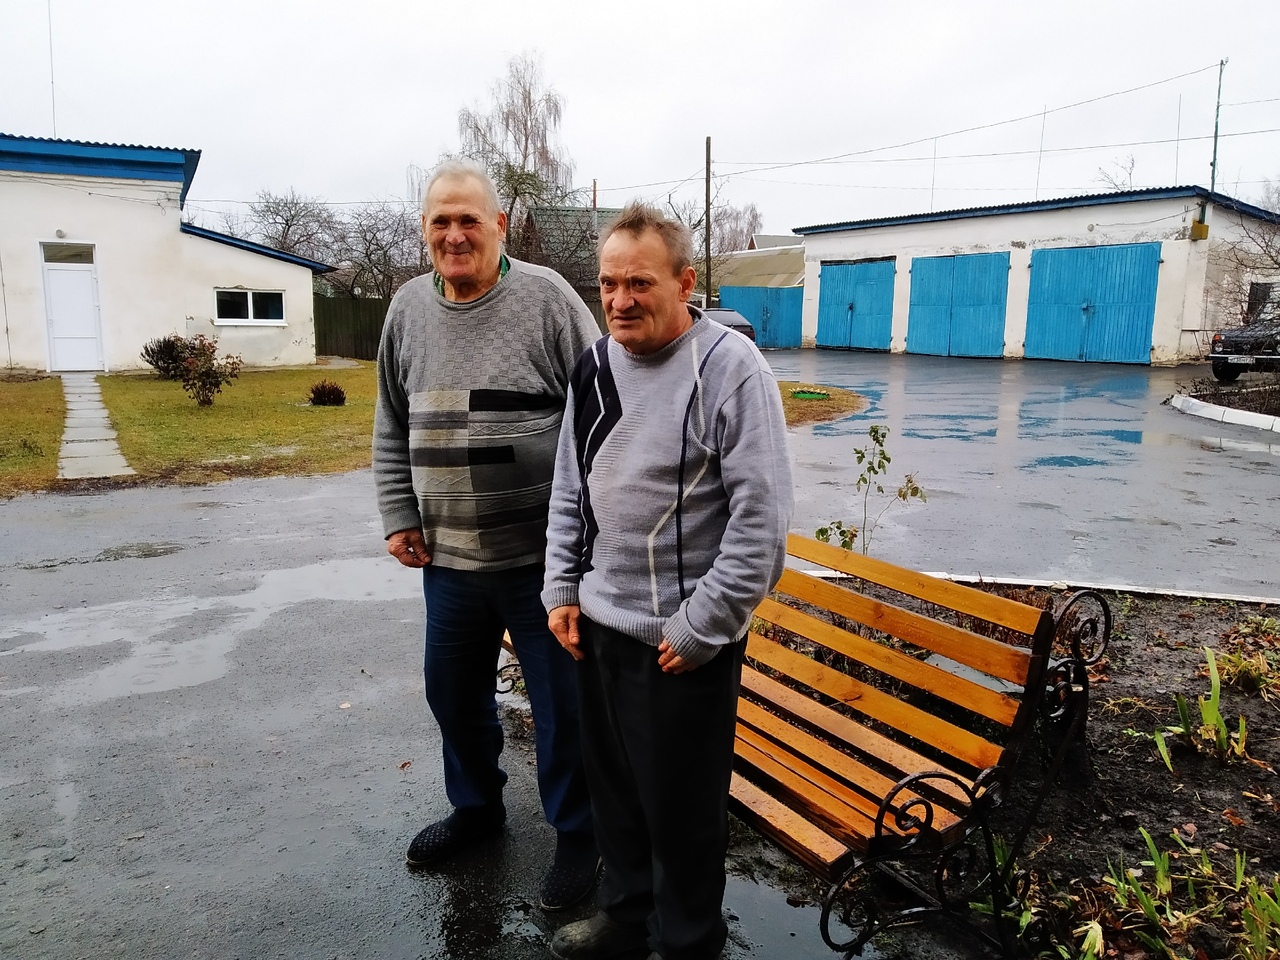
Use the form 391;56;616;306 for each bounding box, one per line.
405;806;505;868
539;834;602;911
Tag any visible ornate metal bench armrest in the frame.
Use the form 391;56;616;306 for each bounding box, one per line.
1044;589;1112;722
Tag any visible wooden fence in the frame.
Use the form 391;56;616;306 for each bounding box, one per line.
314;297;390;360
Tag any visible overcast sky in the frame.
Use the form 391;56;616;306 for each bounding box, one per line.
2;0;1278;234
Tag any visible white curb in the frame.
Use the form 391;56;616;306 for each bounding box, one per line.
1170;392;1280;433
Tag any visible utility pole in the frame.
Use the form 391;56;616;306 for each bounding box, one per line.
705;136;712;307
1209;58;1227;194
47;0;58;137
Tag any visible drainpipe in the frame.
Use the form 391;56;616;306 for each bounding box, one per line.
0;244;12;368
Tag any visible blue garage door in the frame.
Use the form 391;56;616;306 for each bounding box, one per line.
1025;243;1161;364
816;260;895;350
718;286;803;348
906;252;1009;357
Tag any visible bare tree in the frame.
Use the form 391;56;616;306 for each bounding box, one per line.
712;202;764;254
665;196;767;298
325;199;428;301
456;52;579;255
1095;154;1137;192
1209;177;1280;328
235;189;341;264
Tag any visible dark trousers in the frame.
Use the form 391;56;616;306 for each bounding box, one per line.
577;618;745;960
422;563;592;839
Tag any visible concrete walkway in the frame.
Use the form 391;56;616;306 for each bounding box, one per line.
57;373;134;479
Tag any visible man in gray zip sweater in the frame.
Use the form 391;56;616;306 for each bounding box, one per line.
374;160;601;911
543;203;794;960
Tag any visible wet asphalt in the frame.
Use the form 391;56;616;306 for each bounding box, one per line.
2;352;1274;959
0;476;838;960
773;351;1279;600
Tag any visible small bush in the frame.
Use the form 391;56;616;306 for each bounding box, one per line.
140;335;193;380
309;380;346;406
180;335;243;407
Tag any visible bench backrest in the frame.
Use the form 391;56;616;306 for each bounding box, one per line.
740;535;1055;827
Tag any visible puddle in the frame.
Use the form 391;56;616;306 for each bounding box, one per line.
724;875;866;958
1023;455;1108;469
0;557;421;707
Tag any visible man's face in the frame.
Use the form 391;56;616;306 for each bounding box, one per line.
422;176;507;291
599;229;697;355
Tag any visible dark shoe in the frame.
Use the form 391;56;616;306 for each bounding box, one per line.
539;833;602;911
405;805;505;868
549;911;648;959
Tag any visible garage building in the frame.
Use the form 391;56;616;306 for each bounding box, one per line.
793;186;1280;364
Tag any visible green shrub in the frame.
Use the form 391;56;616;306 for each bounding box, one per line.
140;334;193;380
180;335;243;407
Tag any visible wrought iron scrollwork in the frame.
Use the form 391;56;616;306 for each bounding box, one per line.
1043;590;1112;724
1051;589;1112;668
821;769;1019;958
496;661;523;694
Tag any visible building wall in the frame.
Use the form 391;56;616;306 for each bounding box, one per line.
799;196;1253;363
0;171;315;371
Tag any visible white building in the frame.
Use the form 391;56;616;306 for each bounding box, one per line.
793;187;1280;364
0;133;333;372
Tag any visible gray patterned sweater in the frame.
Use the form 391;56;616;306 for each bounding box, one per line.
373;258;601;571
542;311;794;666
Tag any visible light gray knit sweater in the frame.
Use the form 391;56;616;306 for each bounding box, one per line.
373;259;601;571
542;311;794;666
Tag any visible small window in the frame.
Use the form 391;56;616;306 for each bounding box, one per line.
214;288;286;325
42;243;94;264
1245;281;1275;324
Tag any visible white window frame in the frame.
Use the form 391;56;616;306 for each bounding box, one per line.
213;288;288;327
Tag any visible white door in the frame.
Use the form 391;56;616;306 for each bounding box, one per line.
43;245;103;371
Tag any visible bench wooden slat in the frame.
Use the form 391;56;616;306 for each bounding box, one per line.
736;699;971;823
740;667;973;805
756;595;1022;726
729;774;852;881
747;634;1004;770
786;534;1046;636
737;723;892;829
772;568;1033;687
735;734;878;846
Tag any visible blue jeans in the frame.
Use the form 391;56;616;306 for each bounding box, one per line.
422;563;592;838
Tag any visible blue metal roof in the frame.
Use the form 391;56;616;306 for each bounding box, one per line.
792;185;1280;235
0;132;202;207
180;223;335;273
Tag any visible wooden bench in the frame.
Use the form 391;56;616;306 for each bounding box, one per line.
729;534;1110;958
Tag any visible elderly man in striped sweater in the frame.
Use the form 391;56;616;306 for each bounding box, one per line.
374;159;601;911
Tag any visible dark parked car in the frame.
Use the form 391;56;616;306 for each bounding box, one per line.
703;307;756;342
1209;320;1280;382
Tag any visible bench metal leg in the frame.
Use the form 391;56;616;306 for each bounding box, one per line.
820;769;1023;959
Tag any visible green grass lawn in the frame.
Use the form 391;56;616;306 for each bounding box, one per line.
4;365;861;497
98;364;378;485
778;381;863;426
0;375;65;497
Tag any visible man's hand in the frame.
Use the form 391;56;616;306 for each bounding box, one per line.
548;605;584;661
387;529;430;568
657;639;699;674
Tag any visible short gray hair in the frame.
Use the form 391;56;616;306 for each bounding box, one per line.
598;201;695;275
422;158;502;217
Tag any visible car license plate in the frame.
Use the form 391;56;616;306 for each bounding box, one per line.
1227;356;1254;364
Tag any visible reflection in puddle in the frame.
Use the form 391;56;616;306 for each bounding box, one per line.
0;557;420;707
724;875;870;958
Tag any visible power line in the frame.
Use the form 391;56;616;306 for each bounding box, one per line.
715;61;1223;175
709;127;1280;177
